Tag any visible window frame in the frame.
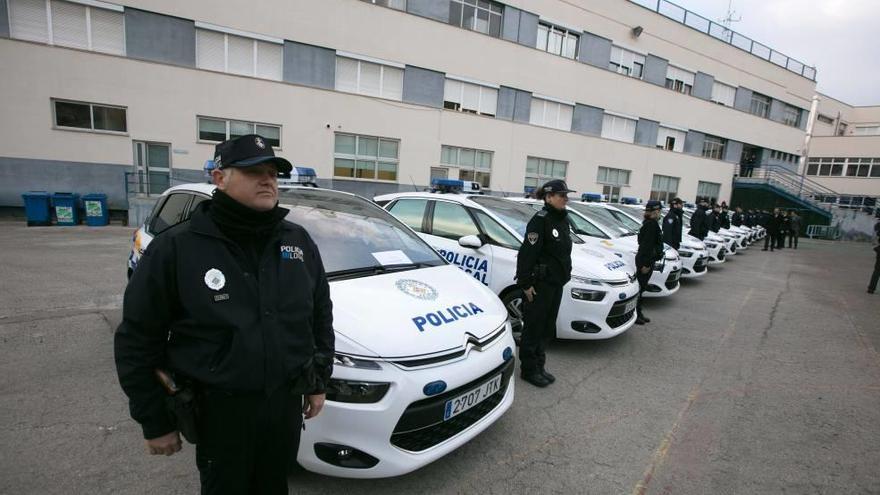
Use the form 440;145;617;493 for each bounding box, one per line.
9;0;126;55
196;116;282;149
335;55;405;102
701;135;727;160
749;92;772;119
596;166;631;187
440;145;493;188
443;78;498;117
536;22;579;59
427;199;482;241
710;81;737;107
782;104;801;127
608;45;645;79
601;114;637;143
449;0;503;37
525;156;568;192
194;27;283;81
529;97;574;131
333;132;400;182
649;174;680;204
664;65;694;95
51;97;127;134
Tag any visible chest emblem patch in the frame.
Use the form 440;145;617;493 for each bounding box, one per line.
527;232;539;245
552;228;559;238
204;268;226;291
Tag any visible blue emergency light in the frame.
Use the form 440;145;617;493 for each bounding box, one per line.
279;166;318;188
581;193;603;202
620;197;640;204
430;179;482;194
203;160;216;182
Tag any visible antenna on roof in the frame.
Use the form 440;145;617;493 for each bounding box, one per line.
718;0;742;41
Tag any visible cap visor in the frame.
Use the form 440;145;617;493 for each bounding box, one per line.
226;155;293;174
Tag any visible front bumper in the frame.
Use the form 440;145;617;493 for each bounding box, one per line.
556;279;640;339
642;260;682;298
297;330;516;478
680;254;708;278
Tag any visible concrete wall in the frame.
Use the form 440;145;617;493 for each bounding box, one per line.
0;157;130;209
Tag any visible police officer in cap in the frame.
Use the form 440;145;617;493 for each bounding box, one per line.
636;200;664;325
516;179;574;387
115;134;334;494
662;197;684;250
689;200;709;240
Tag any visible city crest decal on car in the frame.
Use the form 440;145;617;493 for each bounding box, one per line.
395;279;439;301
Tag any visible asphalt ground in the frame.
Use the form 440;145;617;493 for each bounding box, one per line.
0;221;878;494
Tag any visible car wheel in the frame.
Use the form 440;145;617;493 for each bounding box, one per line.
501;289;524;345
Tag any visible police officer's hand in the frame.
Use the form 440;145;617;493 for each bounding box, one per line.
303;393;325;419
145;431;181;456
523;286;536;303
639;266;652;274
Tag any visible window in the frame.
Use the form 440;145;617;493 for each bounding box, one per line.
335;56;404;101
817;114;834;125
149;193;192;235
196;28;283;81
529;98;573;131
830;158;845;176
440;145;493;187
609;46;645;78
871;159;880;178
657;126;686;152
696;181;721;204
334;133;399;181
53;99;126;132
9;0;125;55
806;159;819;176
388;199;427;231
665;66;694;95
702;135;727;160
749;93;771;118
601;114;637;143
711;81;736;107
854;125;880;136
846;158;872;177
524;156;567;191
198;117;281;147
359;0;405;9
650;175;679;204
473;210;520;250
782;104;802;127
431;201;480;240
449;0;503;37
596;166;630;186
837;122;848;136
443;79;497;117
537;23;578;59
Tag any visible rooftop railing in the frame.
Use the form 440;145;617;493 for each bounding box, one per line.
628;0;817;81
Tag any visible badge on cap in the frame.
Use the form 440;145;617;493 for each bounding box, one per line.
204;268;226;291
527;232;539;245
254;136;265;149
552;228;559;238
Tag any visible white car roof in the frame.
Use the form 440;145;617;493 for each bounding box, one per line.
164;182;367;202
374;191;494;209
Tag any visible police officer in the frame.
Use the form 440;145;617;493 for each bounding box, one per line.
516;179;574;387
778;210;790;249
763;207;781;251
708;203;722;233
689;200;709;240
868;235;880;294
662;197;684;250
731;206;744;227
636;200;664;325
788;210;802;249
720;204;731;229
115;134;334;494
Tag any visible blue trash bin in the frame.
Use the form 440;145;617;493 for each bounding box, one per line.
21;191;51;226
82;193;109;226
52;192;80;226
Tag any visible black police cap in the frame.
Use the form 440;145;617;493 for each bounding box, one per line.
645;200;662;212
537;179;575;199
213;134;292;174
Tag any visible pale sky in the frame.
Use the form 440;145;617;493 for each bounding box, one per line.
667;0;879;106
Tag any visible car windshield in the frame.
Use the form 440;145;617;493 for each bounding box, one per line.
606;206;643;233
469;196;583;244
567;203;632;238
279;189;445;279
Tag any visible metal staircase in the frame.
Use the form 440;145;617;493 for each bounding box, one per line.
734;165;834;219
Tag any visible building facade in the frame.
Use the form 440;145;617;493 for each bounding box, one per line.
0;0;829;213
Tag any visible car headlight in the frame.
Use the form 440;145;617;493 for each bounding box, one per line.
571;288;606;302
664;251;678;261
678;250;694;257
705;242;718;248
653;259;665;271
334;354;382;370
326;380;390;404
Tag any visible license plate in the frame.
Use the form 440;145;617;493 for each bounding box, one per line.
444;374;502;421
672;271;681;281
624;298;637;314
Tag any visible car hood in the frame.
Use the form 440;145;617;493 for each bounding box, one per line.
329;265;507;359
572;243;634;280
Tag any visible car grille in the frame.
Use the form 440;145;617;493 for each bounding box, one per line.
390;326;506;368
605;296;637;329
665;269;681;289
390;360;514;452
693;258;707;272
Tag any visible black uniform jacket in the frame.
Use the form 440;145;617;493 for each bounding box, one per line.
115;203;334;439
516;205;572;289
709;211;721;233
689;206;708;239
662;209;682;250
720;211;731;229
637;218;664;269
731;212;743;227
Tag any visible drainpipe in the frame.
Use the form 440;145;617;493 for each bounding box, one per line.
798;94;820;199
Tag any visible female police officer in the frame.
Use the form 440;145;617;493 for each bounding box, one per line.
516;180;574;387
636;200;664;325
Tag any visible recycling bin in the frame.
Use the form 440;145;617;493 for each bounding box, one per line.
82;193;109;226
21;191;51;226
51;192;80;226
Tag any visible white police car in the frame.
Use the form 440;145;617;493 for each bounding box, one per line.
599;203;710;280
374;191;640;340
681;209;737;260
127;181;516;479
562;201;683;297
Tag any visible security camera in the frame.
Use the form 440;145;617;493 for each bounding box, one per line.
632;26;643;38
325;124;331;129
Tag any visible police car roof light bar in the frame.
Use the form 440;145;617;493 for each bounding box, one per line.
279;166;318;188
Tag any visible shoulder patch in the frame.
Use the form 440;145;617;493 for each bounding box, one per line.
536;210;548;218
527;232;539;245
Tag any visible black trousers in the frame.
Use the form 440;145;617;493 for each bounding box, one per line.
788;233;799;248
636;269;652;315
776;233;786;249
869;265;880;292
196;386;302;495
764;233;776;251
520;282;563;374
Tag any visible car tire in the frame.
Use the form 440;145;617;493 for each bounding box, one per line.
501;289;524;345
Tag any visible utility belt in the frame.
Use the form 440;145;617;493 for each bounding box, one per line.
531;264;548;282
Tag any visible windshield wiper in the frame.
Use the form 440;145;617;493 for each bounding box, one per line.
326;262;441;281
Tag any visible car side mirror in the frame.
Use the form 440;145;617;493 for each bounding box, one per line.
458;235;484;249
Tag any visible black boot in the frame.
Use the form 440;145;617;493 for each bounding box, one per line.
540;367;556;384
521;370;551;387
636;310;650;324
